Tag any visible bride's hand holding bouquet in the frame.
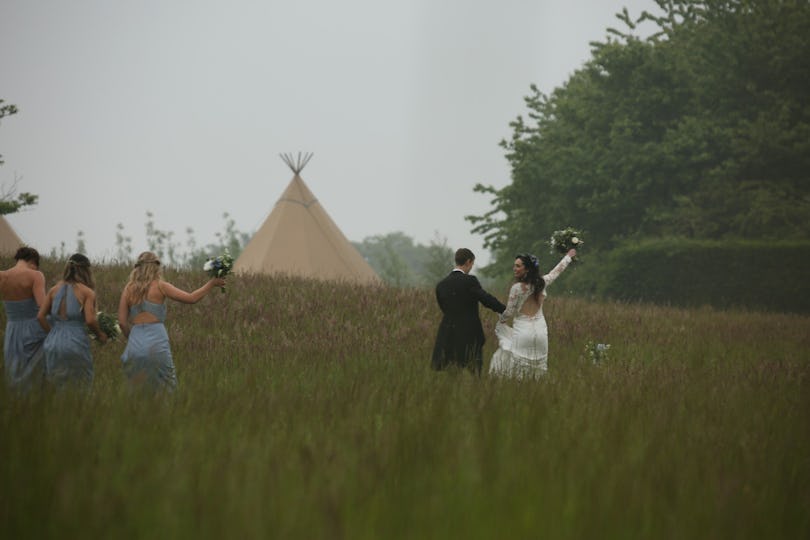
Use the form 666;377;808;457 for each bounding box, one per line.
549;227;584;261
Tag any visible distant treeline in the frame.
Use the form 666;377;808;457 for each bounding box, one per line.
352;232;453;288
467;0;810;312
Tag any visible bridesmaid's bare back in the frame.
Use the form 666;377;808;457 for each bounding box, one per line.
0;265;45;302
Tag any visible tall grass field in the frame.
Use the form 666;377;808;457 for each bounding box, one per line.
2;259;809;539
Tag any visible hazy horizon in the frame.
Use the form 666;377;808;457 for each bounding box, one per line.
1;0;662;266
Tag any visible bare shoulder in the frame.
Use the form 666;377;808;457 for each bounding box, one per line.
28;268;45;285
155;279;174;294
148;279;174;301
73;282;97;300
47;280;63;294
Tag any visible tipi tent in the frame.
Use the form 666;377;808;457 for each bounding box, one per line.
234;153;379;284
0;215;23;255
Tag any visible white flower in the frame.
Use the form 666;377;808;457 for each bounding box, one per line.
203;260;213;272
571;237;580;244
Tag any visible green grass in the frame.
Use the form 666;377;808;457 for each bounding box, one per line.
2;258;809;539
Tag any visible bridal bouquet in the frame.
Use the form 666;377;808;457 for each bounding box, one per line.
92;311;121;341
549;227;584;258
203;250;234;292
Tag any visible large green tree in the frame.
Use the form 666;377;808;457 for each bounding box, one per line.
0;99;38;215
468;0;810;272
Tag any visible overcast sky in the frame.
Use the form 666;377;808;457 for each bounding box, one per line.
1;0;660;265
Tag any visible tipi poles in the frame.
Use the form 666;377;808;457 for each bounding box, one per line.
280;152;313;175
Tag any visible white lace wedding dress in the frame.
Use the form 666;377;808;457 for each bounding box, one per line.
489;254;572;378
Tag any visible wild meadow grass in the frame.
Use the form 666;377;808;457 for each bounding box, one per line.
2;258;809;539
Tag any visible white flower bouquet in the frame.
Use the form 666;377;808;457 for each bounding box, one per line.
92;311;121;341
549;227;584;259
203;250;234;292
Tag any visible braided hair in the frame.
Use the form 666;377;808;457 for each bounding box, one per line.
62;253;95;289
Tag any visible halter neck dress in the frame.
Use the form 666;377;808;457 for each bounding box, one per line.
121;300;177;391
43;284;93;388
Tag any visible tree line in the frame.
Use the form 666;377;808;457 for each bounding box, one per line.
467;0;810;275
8;1;807;292
352;232;453;288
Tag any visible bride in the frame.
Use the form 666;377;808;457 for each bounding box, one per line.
489;249;576;378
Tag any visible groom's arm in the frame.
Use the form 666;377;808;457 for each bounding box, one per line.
435;283;448;314
469;276;506;314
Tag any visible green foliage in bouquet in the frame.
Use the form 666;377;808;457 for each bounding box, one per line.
204;250;235;292
549;227;584;259
92;311;121;341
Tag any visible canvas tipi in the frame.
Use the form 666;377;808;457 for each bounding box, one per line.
234;153;379;284
0;215;23;255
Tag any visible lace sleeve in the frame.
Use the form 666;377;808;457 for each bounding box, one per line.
542;255;572;287
499;283;525;322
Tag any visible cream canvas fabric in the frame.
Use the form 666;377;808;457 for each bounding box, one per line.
234;173;379;284
0;215;23;255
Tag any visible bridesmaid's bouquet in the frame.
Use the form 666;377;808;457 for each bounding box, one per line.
549;227;584;260
92;311;121;341
203;250;234;293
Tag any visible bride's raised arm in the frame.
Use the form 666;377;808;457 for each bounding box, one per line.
543;249;576;287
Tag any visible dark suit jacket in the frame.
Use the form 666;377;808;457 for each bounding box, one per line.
431;270;506;372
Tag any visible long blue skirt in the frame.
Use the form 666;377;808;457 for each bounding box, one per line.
44;321;93;389
3;299;48;392
121;323;177;392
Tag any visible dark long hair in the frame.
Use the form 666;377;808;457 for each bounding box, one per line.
63;253;95;289
516;253;545;301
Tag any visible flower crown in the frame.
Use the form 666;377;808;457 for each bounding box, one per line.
517;253;540;269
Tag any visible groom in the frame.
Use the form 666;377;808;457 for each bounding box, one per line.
431;248;505;374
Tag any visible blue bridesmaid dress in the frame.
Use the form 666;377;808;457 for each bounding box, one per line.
3;297;48;392
43;284;93;388
121;301;177;392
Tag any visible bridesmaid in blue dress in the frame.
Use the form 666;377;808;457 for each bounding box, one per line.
37;254;107;389
118;251;225;392
1;247;48;392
